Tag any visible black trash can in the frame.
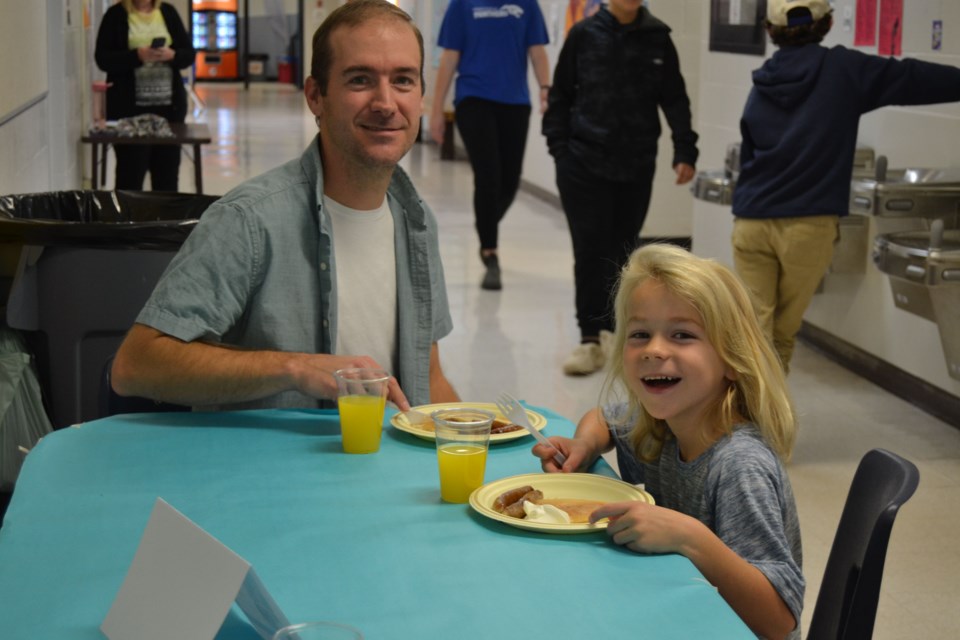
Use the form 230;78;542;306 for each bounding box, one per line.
247;53;268;81
0;190;220;428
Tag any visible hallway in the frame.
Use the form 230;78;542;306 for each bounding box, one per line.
163;82;960;638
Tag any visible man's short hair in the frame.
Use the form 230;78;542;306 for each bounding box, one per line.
309;0;425;96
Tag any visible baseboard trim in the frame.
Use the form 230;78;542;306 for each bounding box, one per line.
799;321;960;429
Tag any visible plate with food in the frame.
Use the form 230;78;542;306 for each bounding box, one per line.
390;402;547;443
469;472;655;534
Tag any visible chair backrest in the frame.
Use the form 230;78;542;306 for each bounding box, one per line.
99;354;189;418
807;449;919;640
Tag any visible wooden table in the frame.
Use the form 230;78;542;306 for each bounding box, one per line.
81;122;212;194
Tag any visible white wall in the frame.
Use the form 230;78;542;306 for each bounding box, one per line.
689;0;960;398
47;0;88;191
0;0;52;195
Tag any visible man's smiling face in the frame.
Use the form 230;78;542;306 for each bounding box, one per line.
307;17;424;173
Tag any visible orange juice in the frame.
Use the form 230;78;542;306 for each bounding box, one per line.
338;394;386;453
437;443;488;503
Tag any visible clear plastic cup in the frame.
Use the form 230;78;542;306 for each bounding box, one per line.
432;408;494;503
334;368;390;454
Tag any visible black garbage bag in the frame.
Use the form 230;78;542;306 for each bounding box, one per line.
0;328;52;491
0;190;220;249
0;189;220;429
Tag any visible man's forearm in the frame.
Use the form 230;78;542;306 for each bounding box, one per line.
428;342;459;403
111;324;303;406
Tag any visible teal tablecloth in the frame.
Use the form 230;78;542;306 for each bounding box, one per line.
0;407;753;639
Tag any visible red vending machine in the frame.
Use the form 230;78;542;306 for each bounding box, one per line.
192;0;239;80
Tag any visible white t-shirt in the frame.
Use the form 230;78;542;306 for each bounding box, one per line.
326;195;398;375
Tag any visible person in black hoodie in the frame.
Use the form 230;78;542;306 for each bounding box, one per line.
543;0;698;376
95;0;195;191
732;0;960;370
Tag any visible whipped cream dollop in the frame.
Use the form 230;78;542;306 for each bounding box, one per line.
522;501;571;524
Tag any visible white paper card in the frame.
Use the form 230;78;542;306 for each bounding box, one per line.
101;498;289;640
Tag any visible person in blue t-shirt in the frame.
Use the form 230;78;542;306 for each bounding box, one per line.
429;0;551;290
732;0;960;370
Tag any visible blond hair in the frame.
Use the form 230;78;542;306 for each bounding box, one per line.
602;244;797;462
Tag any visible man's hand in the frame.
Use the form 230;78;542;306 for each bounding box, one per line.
674;162;696;185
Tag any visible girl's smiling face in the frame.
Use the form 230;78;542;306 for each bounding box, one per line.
623;279;736;445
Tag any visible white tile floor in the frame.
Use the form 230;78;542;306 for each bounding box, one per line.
162;83;960;638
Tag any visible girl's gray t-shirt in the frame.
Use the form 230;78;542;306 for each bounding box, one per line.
605;403;804;638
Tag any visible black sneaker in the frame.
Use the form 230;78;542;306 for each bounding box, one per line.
481;253;502;290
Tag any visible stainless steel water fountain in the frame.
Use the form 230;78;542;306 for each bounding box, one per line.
691;144;874;273
865;168;960;380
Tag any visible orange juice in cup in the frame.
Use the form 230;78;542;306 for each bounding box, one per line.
437;443;488;503
338;394;387;453
432;408;494;503
334;368;390;454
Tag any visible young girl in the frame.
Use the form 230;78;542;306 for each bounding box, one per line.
533;244;803;640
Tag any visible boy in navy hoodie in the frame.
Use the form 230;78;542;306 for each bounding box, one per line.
731;0;960;370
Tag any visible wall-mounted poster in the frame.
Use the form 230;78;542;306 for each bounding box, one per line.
878;0;903;56
565;0;601;37
709;0;767;56
854;0;877;46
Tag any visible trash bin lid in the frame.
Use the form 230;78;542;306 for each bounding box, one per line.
0;190;219;249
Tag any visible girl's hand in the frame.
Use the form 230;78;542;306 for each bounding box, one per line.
590;501;703;554
531;436;593;473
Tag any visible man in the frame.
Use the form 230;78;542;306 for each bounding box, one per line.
732;0;960;370
112;0;459;411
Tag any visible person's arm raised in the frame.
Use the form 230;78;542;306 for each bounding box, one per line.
111;324;409;408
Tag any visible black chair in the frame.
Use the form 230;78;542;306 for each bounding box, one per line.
807;449;920;640
99;355;189;418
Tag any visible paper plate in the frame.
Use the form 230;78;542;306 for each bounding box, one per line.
390;402;547;443
469;472;655;534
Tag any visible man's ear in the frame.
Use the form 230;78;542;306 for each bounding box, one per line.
304;76;323;119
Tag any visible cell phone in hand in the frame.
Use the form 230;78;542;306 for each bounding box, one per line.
150;37;165;49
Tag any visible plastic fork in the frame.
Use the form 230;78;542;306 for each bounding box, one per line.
495;392;567;465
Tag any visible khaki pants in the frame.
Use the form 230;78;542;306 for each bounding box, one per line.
732;215;838;369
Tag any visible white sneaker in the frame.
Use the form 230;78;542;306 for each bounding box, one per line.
599;330;615;360
563;342;605;376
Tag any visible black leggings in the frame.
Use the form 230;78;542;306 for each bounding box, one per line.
556;153;655;339
114;144;182;191
455;97;531;250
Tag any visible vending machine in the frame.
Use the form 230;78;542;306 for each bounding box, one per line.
192;0;239;80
